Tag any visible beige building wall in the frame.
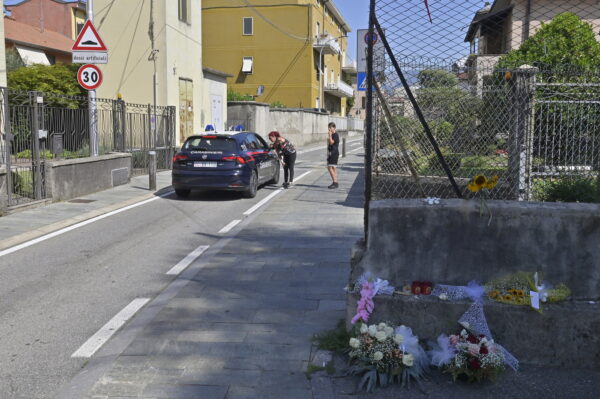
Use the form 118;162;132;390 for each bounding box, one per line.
203;70;229;131
95;0;206;145
0;0;7;87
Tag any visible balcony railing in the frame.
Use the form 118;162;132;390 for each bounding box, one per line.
342;58;357;74
324;79;354;98
313;34;341;55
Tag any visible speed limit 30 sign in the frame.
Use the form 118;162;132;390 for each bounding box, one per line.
77;64;103;90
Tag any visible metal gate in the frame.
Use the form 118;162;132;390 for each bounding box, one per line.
2;88;48;207
1;87;177;209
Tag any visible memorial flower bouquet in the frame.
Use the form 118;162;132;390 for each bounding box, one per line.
467;174;499;225
486;271;571;311
430;328;505;382
348;322;427;392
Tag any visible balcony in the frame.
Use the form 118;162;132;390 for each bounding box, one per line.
342;57;357;74
313;34;341;55
324;79;354;98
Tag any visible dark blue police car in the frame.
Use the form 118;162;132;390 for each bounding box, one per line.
172;132;280;198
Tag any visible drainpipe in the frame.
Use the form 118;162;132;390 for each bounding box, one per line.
523;0;532;41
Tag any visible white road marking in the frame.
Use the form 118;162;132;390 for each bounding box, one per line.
296;138;362;155
242;171;312;216
349;147;363;153
243;189;283;216
166;244;210;275
0;191;175;258
71;298;150;358
218;220;241;234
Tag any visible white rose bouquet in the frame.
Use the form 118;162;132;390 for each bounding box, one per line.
348;322;427;392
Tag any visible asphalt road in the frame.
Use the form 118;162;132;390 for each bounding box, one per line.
0;142;350;399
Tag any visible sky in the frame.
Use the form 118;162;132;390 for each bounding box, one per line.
3;0;478;64
333;0;370;61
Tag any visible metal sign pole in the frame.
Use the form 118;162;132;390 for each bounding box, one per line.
87;0;98;157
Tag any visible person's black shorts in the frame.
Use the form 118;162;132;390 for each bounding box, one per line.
327;150;339;166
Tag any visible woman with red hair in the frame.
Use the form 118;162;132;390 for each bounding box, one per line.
268;131;296;188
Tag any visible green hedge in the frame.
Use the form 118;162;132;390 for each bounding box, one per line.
533;176;600;203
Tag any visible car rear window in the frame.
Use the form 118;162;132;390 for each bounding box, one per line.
183;137;238;152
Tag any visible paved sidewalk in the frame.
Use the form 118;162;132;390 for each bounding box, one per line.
0;172;173;251
58;154;365;398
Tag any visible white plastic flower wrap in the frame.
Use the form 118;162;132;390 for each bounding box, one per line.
394;325;430;379
354;272;395;295
427;334;457;367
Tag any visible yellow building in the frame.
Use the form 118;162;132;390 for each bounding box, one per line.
202;0;355;116
94;0;229;144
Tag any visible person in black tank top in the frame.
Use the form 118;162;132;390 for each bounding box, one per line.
327;122;339;189
268;131;296;189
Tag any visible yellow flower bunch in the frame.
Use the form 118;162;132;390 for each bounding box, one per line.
467;175;499;225
467;175;499;193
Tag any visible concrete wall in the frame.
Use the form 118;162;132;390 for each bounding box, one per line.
347;293;600;368
203;72;228;132
349;198;600;368
357;199;600;300
44;153;131;202
227;101;363;145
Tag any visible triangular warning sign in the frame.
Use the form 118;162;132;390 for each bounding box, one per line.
72;20;107;51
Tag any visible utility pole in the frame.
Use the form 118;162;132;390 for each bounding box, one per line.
148;0;158;149
87;0;98;156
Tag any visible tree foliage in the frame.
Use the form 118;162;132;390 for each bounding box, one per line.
497;12;600;72
8;63;86;107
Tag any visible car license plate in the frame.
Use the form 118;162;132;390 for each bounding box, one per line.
194;162;217;168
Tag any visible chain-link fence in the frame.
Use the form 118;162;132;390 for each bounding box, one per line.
366;0;600;202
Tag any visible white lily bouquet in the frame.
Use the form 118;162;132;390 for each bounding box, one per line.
348;322;428;392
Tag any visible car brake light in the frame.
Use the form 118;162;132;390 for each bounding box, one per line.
202;135;217;139
222;156;246;164
173;154;189;162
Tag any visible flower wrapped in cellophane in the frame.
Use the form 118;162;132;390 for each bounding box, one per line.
348;322;427;392
429;328;506;382
486;271;571;310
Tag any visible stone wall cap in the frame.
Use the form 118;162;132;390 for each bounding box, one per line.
370;198;600;213
47;152;132;167
227;101;269;107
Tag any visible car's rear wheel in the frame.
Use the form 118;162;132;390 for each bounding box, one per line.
267;164;280;185
243;170;258;198
175;188;191;197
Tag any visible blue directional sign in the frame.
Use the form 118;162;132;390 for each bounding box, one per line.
357;72;367;91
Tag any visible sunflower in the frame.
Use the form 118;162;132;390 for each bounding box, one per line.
474;175;487;187
467;182;481;193
489;290;500;299
485;175;499;190
503;294;514;302
515;289;525;297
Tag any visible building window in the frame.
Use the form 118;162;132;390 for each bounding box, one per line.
178;0;191;24
243;17;253;35
242;56;253;74
316;22;320;38
362;97;366;109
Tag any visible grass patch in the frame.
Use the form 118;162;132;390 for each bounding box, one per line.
305;361;336;380
313;319;351;352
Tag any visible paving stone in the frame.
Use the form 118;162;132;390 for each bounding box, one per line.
318;300;347;312
141;383;228;399
226;386;313;399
